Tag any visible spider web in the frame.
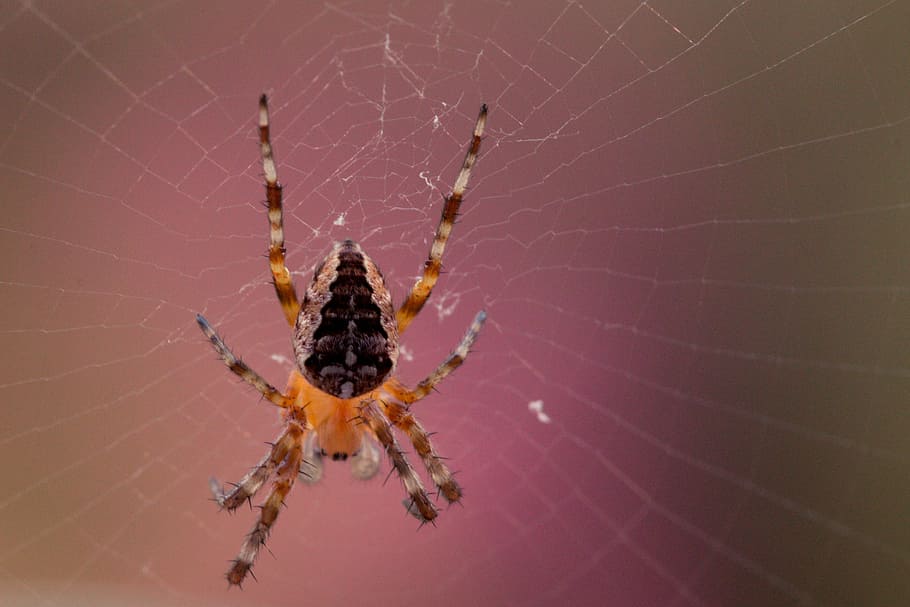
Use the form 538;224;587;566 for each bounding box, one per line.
1;1;909;605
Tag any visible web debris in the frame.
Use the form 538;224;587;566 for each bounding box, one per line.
527;400;551;424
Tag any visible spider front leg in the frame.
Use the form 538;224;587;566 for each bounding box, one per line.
226;421;305;586
358;400;438;523
209;426;296;510
259;94;301;328
396;105;487;334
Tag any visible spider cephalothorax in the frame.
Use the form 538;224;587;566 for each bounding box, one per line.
195;95;487;586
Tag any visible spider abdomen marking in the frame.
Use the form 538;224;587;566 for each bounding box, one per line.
294;240;399;398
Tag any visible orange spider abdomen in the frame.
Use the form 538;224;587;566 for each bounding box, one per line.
292;240;399;399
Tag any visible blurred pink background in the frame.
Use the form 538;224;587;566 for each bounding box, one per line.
1;1;908;606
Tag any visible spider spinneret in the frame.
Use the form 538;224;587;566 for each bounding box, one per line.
195;95;488;586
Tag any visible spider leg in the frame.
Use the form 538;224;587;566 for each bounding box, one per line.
376;311;485;504
357;400;438;523
226;421;305;586
299;429;323;484
210;426;296;511
260;94;301;328
383;310;486;404
196;314;293;408
381;400;462;504
396;105;487;334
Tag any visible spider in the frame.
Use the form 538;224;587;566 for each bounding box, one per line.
195;95;488;586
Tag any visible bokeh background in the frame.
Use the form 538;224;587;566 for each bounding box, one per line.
1;1;909;606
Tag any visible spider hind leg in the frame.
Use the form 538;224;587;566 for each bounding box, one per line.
396;105;487;334
259;94;301;327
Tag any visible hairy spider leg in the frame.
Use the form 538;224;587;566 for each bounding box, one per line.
226;420;304;586
209;425;297;511
358;400;438;523
196;314;294;409
381;399;462;503
260;95;301;327
382;310;486;404
396;105;488;334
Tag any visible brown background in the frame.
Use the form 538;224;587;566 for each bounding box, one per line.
1;1;909;606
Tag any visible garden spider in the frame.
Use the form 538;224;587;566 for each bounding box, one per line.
195;95;487;586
